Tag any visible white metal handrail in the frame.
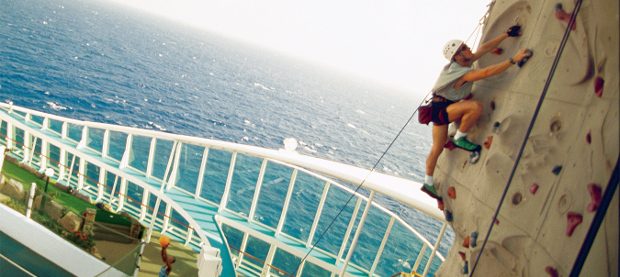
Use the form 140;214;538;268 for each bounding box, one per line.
0;102;449;276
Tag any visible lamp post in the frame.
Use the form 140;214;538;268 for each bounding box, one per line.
44;168;54;193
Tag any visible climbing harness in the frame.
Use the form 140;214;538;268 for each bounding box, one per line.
469;0;584;276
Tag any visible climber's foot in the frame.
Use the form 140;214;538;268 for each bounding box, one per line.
421;183;442;201
453;137;481;152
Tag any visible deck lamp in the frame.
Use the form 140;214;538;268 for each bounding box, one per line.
44;168;54;193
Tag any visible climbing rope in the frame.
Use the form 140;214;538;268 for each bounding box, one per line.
569;157;618;276
291;89;430;275
291;7;492;275
469;0;583;275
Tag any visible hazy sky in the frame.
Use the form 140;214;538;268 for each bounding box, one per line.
107;0;491;95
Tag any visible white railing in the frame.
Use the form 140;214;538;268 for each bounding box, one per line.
0;102;449;277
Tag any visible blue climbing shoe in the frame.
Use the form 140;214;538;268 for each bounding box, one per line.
453;137;481;152
421;183;442;200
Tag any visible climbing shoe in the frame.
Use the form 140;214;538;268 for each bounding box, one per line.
421;183;442;200
453;137;481;152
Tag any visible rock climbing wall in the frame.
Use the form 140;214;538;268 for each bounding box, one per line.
433;0;618;276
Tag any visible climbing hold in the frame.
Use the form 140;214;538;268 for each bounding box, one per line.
447;186;457;199
444;209;453;222
586;130;591;144
494;218;500;225
464;93;474;100
462;236;470;248
461;261;469;274
437;199;445;211
493;121;500;133
469;150;480;164
530;183;539;194
554;3;576;31
484;136;493;150
594;77;604;97
587;183;602;212
566;212;582;236
470;232;478;248
458;251;466;261
518;50;533;67
545;266;559;277
552;165;562;175
491;47;503;55
445;140;457;150
490;100;496;111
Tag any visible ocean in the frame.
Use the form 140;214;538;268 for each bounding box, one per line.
0;0;452;274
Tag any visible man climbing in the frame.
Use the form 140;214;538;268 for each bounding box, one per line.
160;244;176;277
422;26;533;200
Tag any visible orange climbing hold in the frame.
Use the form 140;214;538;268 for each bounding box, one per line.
458;251;466;261
447;186;456;199
490;47;503;55
555;3;576;31
484;136;493;150
545;266;559;277
566;212;582;236
587;183;602;212
462;236;470;248
594;77;604;97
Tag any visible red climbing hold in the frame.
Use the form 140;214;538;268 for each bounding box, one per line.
555;3;576;31
545;266;559;277
594;77;604;97
462;236;470;248
464;93;474;100
458;251;466;261
566;212;582;236
491;47;503;55
484;136;493;150
447;186;457;199
445;140;457;150
587;183;602;212
437;199;445;211
530;183;539;194
586;130;591;144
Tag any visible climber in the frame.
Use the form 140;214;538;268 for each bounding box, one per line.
422;26;533;200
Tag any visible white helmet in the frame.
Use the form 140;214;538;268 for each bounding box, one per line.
443;39;464;61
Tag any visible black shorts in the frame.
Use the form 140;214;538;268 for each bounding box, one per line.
431;99;455;126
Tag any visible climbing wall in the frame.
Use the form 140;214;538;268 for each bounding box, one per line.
433;0;618;276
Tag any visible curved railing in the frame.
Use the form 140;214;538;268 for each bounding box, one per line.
0;102;449;277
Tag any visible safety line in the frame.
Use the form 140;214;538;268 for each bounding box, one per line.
292;8;492;275
569;158;618;277
469;0;583;275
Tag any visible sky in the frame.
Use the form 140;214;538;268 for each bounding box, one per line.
106;0;492;95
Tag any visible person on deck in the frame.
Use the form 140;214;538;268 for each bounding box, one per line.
422;26;533;199
160;244;176;277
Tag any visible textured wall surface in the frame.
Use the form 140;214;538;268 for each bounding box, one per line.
433;0;619;276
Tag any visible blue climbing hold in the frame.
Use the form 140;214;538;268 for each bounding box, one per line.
461;261;469;274
470;232;478;248
444;210;453;222
518;50;533;67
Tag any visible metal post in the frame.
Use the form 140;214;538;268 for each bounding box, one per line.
44;168;54;193
422;222;448;277
339;191;375;277
26;183;37;218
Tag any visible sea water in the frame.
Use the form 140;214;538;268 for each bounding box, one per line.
0;0;452;275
